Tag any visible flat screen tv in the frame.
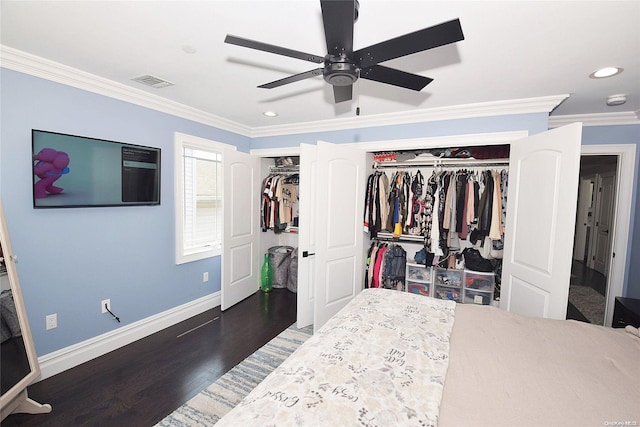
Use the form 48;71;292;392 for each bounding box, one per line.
32;130;161;208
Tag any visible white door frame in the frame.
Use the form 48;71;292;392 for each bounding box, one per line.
580;144;635;326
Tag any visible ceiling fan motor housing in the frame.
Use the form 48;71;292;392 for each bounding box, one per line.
324;55;359;86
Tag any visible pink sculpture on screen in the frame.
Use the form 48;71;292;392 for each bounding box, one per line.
33;148;70;198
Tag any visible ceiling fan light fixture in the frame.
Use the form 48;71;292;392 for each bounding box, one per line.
263;111;278;117
589;66;623;79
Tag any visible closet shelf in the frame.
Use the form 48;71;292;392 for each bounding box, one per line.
373;232;424;243
269;165;299;174
373;158;509;169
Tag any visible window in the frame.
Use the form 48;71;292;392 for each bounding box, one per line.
174;133;235;264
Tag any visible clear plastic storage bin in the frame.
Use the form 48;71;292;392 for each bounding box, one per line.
434;268;463;302
404;262;433;298
463;270;495;305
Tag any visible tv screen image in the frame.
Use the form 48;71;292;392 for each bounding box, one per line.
32;130;161;208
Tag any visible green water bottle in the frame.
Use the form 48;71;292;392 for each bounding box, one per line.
260;253;272;292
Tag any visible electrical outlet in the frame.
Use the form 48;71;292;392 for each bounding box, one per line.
101;299;111;314
203;272;209;282
46;313;57;330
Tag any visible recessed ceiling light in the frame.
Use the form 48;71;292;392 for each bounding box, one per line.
263;111;278;117
589;67;623;79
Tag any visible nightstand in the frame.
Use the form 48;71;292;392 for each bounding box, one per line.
612;297;640;328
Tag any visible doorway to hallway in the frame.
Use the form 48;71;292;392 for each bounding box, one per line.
568;155;617;325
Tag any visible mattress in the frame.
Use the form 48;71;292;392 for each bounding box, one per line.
215;288;457;426
439;303;640;426
216;288;640;426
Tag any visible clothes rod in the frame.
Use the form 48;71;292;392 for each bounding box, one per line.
269;166;299;173
372;160;509;169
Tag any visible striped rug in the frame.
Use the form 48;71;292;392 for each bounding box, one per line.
155;325;313;426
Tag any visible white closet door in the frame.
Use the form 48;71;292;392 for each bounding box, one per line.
221;149;260;310
297;143;317;328
500;123;582;319
313;141;367;331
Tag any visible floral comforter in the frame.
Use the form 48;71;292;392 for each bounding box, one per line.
216;288;456;426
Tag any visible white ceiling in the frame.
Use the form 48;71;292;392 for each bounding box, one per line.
1;1;639;131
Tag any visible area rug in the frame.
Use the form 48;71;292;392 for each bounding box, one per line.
569;285;605;325
155;324;313;426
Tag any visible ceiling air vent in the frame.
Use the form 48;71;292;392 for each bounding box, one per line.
131;74;174;89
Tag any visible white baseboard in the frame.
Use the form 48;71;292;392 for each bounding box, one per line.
36;292;221;381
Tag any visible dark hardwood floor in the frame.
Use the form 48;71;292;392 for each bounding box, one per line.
3;289;297;427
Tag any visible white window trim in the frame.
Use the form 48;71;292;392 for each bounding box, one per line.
174;132;236;264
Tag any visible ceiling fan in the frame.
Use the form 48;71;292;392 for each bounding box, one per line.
224;0;464;103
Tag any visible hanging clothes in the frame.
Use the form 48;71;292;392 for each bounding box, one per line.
364;241;406;290
363;171;391;238
261;171;299;232
365;164;508;260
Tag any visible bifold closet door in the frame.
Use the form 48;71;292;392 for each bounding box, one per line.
500;123;582;320
221;149;260;311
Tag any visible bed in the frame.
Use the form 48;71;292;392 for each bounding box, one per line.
216;288;640;426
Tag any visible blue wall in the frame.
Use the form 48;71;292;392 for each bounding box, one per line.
2;68;639;358
0;69;250;355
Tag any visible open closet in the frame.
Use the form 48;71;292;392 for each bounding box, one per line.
220;152;300;310
363;153;509;306
224;123;583;332
258;157;300;292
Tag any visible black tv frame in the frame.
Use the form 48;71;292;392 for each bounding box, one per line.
32;129;161;209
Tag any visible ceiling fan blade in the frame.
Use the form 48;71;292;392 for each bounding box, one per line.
320;0;356;56
354;18;464;68
333;85;353;103
258;68;324;89
225;35;324;64
360;65;433;91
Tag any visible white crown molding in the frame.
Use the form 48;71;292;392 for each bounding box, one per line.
37;292;220;381
250;146;301;157
250;95;570;138
9;45;628;138
0;45;253;136
549;111;640;128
